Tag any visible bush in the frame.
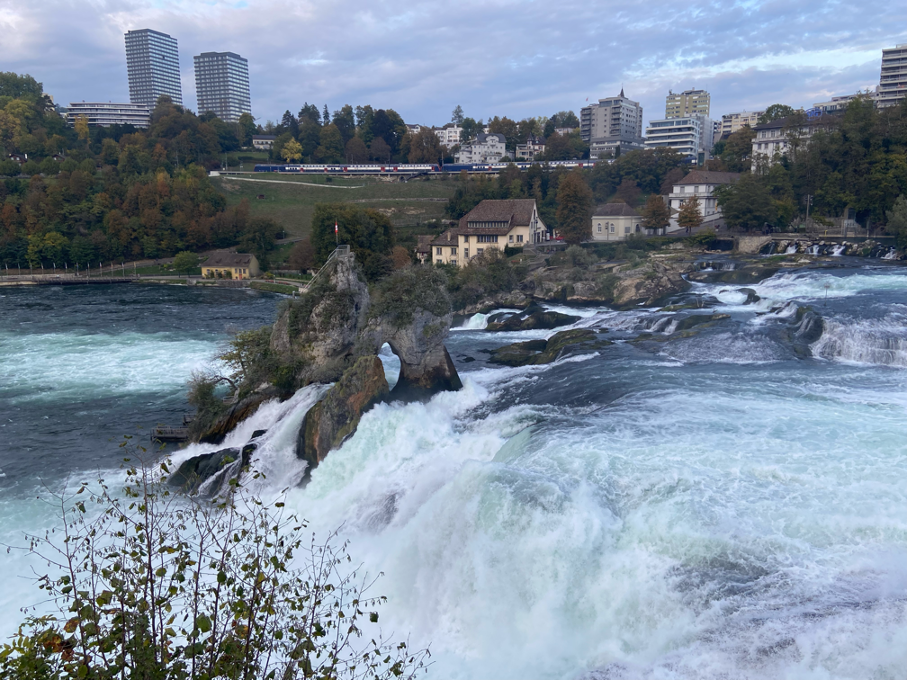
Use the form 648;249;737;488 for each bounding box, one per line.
0;456;429;680
445;248;526;311
686;229;717;248
371;265;451;327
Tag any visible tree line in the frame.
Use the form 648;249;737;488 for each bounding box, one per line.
0;72;281;268
710;97;906;237
269;103;590;166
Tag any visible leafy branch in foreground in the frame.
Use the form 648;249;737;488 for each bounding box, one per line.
0;445;429;680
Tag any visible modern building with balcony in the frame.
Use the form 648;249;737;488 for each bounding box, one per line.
66;101;151;128
665;89;710;118
125;28;183;107
644;116;711;163
580;90;644;159
877;44;907;108
193;51;251;123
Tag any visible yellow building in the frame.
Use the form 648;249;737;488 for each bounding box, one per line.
201;251;260;279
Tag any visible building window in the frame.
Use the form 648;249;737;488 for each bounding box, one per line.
597;224;602;233
517;235;523;243
436;247;442;255
625;226;631;234
464;249;469;258
509;234;514;242
610;224;615;233
477;248;484;256
451;247;457;255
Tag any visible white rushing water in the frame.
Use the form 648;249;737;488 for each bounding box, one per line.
0;266;904;679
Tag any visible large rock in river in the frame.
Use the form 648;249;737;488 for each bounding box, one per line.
297;355;389;477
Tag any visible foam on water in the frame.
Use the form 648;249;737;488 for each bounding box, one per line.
0;329;219;402
261;360;908;680
1;267;904;679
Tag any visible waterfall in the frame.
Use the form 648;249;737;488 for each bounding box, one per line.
785;243;798;254
830;244;846;256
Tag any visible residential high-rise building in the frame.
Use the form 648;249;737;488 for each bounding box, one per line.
193;52;252;123
644;115;714;163
580;89;644;158
877;44;906;108
665;89;710;118
719;110;763;137
125;29;183;107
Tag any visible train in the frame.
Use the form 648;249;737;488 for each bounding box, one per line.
252;160;602;175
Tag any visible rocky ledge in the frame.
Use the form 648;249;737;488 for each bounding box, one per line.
489;329;611;367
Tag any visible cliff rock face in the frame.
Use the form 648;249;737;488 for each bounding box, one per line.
379;309;463;400
611;261;690;309
269;251;371;384
297;355;389;477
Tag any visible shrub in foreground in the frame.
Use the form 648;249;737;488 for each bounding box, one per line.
0;452;429;680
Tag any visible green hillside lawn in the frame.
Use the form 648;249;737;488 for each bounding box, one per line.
212;174;457;240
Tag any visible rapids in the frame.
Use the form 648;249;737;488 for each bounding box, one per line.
0;263;905;679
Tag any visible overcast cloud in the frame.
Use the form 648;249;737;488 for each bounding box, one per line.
2;0;905;127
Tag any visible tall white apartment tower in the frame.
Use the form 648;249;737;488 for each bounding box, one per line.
125;28;183;107
193;51;252;123
877;44;907;108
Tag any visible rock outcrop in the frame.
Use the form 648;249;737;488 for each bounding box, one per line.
169;439;259;495
489;329;609;367
199;386;290;445
485;305;580;332
297;355;389;478
525;259;690;309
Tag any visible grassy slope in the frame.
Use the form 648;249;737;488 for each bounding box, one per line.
212;174;458;241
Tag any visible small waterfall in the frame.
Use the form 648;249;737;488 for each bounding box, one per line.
811;317;907;367
807;245;821;256
882;247;898;260
830;244;846;257
785;244;798;254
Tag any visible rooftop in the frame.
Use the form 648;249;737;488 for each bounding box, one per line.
203;251;256;267
676;170;741;186
459;199;537;235
593;202;641;217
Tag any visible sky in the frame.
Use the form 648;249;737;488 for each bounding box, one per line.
3;0;906;129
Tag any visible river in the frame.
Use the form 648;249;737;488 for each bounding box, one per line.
1;261;905;679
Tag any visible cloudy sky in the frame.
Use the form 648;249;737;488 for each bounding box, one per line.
3;0;905;128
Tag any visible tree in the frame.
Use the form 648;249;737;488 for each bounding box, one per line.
0;457;429;680
172;250;199;274
331;105;356;145
459;117;482;144
677;196;703;234
550;111;580;129
345;137;368;163
718;126;756;172
74;115;89;144
315;124;344;162
758;104;796;124
288;238;316;271
556;170;593;244
640;194;671;232
714;173;777;231
281;138;302;163
369;136;391;163
322;104;330;126
885;195;906;248
615;178;641;206
310;204;394;279
451;105;464;125
237;112;257;146
405;128;443;164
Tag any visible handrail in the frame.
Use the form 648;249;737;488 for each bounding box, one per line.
301;245;350;292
